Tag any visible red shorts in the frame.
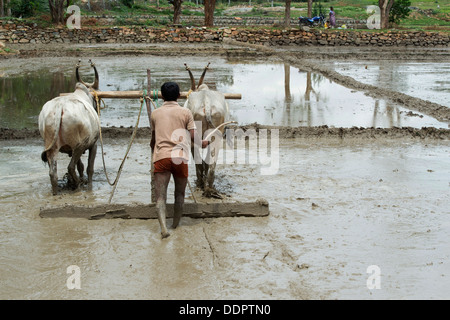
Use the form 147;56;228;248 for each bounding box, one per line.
154;158;188;178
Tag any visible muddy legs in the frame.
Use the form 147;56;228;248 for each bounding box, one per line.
156;200;170;239
154;172;171;238
153;171;187;238
172;175;187;229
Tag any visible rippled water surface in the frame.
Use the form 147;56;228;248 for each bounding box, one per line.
1;56;447;129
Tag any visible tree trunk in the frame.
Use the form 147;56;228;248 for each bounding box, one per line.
172;0;183;24
308;0;313;18
204;0;216;27
6;0;11;16
48;0;66;24
379;0;395;29
1;0;4;17
284;0;291;27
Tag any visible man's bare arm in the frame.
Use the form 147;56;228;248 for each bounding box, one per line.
190;129;209;149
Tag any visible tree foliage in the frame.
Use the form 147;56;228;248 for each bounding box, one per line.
7;0;43;17
389;0;411;24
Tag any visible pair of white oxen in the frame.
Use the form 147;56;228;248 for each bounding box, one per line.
39;60;228;196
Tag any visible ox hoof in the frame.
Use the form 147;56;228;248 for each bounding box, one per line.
161;231;171;239
203;187;223;199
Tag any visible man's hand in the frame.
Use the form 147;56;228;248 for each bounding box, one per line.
201;140;209;149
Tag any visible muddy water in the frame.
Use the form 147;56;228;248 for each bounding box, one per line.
326;60;450;108
1;137;449;299
1;56;447;130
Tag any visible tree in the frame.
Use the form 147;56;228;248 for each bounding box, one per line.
168;0;183;24
389;0;411;24
48;0;66;24
204;0;216;27
378;0;395;29
284;0;291;27
308;0;313;18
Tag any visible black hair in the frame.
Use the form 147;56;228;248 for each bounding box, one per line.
161;81;180;101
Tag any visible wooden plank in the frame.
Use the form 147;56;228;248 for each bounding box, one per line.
60;91;242;100
39;199;269;220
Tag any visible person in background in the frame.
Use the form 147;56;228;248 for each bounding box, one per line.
329;6;336;28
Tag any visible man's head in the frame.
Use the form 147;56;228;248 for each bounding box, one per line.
161;82;180;102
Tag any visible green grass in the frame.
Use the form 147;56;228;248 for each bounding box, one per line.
3;0;449;31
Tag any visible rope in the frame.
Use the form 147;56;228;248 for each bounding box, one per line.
152;90;159;108
106;97;144;203
94;90;145;204
186;89;193;100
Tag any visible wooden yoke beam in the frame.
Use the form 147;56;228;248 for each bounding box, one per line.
61;91;242;100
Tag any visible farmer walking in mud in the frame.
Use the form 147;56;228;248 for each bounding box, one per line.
329;6;336;28
150;81;209;238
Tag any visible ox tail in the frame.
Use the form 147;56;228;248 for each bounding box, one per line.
41;102;63;163
41;151;48;163
203;95;215;129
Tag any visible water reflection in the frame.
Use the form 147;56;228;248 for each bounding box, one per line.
0;58;447;130
220;63;447;128
0;71;76;129
333;61;450;108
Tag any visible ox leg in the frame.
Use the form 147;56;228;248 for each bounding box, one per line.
77;159;85;183
68;147;84;191
86;143;97;188
203;147;222;199
191;145;205;189
48;156;58;196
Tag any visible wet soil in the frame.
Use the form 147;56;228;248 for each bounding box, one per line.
1;137;449;299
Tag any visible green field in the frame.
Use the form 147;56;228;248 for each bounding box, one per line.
2;0;449;31
90;0;450;30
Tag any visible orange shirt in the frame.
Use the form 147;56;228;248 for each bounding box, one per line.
150;101;196;163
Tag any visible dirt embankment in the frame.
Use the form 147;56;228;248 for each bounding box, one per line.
2;125;449;141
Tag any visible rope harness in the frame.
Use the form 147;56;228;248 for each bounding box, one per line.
93;90;158;203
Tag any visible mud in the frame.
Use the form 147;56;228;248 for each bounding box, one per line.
2;125;449;141
1;42;450;300
1;138;449;299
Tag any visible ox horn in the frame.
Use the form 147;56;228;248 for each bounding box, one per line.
75;59;82;83
89;59;99;90
197;62;210;89
184;63;196;91
75;59;99;90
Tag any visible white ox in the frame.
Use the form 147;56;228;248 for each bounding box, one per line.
39;60;100;195
184;63;229;198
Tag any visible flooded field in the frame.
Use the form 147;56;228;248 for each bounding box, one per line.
1;56;448;130
1;138;449;299
1;45;449;300
327;61;450;108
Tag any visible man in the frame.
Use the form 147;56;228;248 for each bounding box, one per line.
150;82;208;238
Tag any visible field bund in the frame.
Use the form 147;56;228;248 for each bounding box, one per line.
1;21;449;47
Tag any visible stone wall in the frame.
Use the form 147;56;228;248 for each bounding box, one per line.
1;21;448;47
